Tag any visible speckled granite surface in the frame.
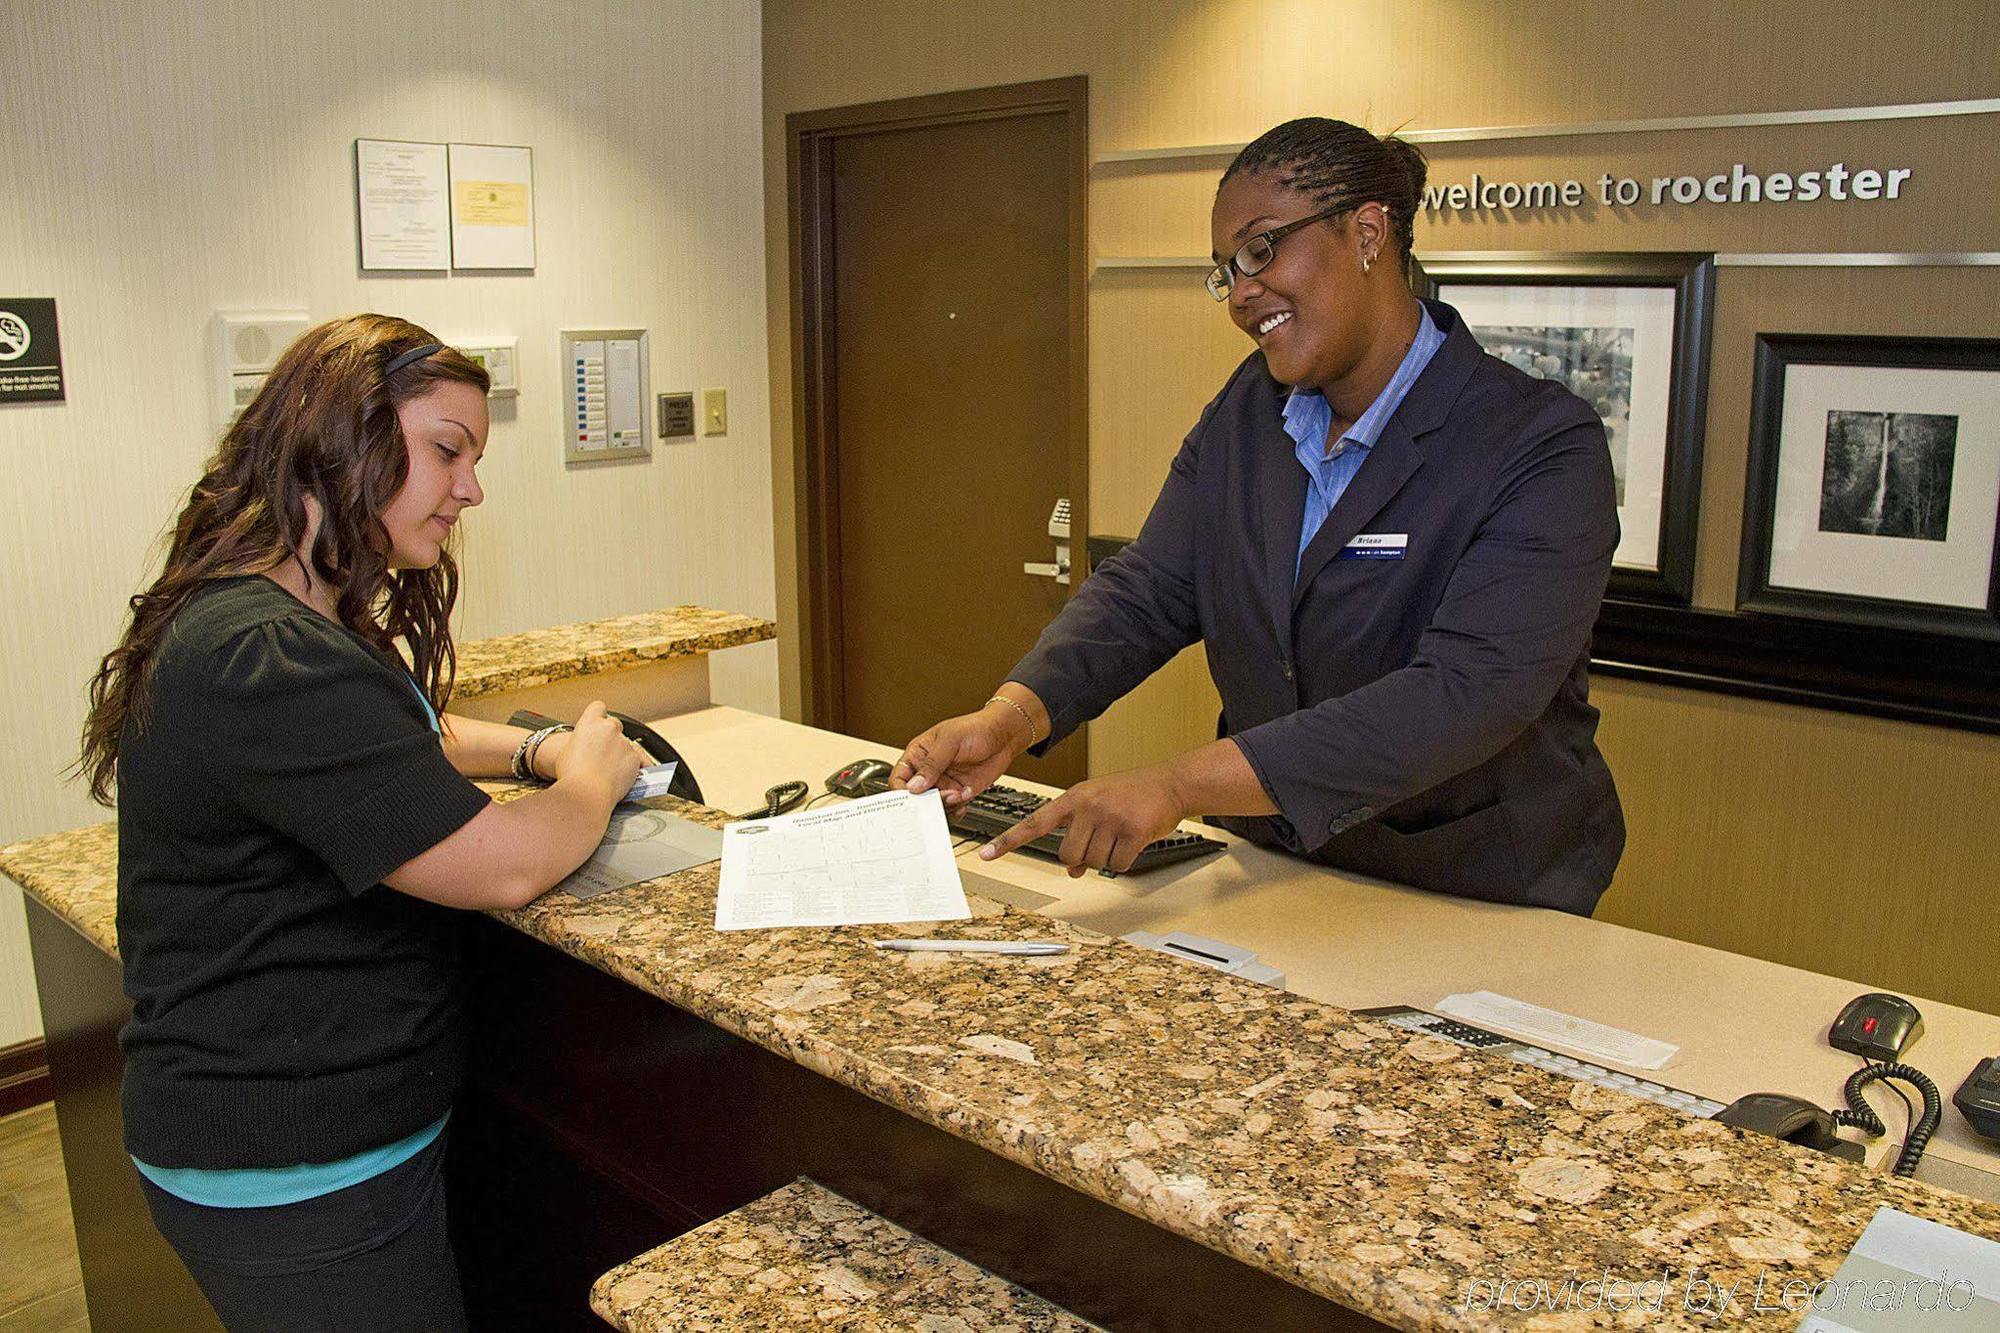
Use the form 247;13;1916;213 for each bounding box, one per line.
4;819;117;954
590;1178;1099;1331
452;606;774;699
10;793;2000;1330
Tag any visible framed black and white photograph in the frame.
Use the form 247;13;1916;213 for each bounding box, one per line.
1419;253;1714;603
1739;333;2000;640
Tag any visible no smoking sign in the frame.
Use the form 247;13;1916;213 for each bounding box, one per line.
0;298;65;403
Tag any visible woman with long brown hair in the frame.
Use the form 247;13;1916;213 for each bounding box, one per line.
79;313;641;1329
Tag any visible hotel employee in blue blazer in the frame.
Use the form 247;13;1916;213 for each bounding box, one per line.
893;117;1626;915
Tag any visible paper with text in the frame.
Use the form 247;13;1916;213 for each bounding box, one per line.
714;789;970;931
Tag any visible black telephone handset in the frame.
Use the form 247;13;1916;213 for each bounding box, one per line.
1714;1093;1866;1163
506;708;705;805
1957;1057;2000;1141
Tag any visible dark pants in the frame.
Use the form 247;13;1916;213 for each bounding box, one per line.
138;1132;467;1332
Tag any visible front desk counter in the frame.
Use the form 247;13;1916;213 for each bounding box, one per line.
13;697;2000;1332
660;705;2000;1203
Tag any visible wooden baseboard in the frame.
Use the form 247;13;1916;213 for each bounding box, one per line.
0;1037;51;1117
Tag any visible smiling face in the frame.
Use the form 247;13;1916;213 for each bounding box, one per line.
379;379;489;570
1211;170;1377;393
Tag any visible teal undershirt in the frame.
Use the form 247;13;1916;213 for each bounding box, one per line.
132;1113;448;1208
132;675;452;1208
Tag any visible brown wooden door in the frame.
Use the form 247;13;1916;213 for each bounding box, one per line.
793;80;1087;787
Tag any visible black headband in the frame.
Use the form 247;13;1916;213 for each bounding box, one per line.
383;341;444;377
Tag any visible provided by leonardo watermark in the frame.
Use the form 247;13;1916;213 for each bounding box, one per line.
1458;1267;1978;1318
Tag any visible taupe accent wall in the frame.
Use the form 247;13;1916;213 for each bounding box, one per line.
762;0;2000;1012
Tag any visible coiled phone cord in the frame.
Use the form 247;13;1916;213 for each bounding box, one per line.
736;781;810;820
1832;1063;1942;1177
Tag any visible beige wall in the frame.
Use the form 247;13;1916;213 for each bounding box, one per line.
763;0;2000;1013
0;0;774;1047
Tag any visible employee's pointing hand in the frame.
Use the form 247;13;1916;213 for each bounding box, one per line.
979;768;1190;877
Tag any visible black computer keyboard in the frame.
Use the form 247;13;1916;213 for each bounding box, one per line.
854;773;1227;876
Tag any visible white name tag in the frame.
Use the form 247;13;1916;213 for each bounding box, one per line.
1339;532;1408;560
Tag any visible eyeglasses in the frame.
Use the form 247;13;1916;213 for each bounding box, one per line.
1204;206;1348;302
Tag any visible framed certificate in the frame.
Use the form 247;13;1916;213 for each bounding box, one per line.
354;139;450;272
448;142;536;271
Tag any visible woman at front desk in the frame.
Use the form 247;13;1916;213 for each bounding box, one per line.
75;315;642;1331
892;118;1626;914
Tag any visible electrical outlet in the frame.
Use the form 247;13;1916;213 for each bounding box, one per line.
702;387;727;436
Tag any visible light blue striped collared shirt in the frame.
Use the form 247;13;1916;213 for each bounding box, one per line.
1283;306;1445;581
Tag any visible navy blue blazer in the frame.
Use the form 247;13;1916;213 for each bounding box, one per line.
1009;300;1625;914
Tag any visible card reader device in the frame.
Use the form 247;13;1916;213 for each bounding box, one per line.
1122;930;1284;989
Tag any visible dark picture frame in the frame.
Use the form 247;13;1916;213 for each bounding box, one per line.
1417;252;1714;603
1739;333;2000;642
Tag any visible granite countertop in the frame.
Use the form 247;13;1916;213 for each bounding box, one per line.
590;1177;1099;1331
453;606;774;699
10;792;2000;1330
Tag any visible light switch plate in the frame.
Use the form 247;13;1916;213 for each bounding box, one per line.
702;387;727;435
455;338;518;397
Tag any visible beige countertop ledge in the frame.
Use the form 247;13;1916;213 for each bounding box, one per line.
10;783;2000;1331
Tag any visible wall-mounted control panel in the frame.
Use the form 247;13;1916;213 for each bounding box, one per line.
561;328;649;464
456;338;518;397
211;310;309;427
658;391;695;439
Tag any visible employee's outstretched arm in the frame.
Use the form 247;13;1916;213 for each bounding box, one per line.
891;387;1230;808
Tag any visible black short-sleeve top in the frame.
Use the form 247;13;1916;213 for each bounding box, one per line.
115;575;491;1169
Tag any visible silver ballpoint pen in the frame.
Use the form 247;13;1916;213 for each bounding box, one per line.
872;939;1069;956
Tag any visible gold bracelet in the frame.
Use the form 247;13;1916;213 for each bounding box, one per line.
986;695;1039;747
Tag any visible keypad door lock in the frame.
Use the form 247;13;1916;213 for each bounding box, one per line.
1024;497;1072;585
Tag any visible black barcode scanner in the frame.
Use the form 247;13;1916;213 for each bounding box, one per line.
507;708;704;805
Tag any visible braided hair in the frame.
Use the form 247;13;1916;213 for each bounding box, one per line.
1221;118;1428;271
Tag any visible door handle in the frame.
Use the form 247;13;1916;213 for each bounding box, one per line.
1023;556;1071;584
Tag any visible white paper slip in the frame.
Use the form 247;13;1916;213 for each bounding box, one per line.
622;761;678;802
1796;1207;2000;1332
714;788;970;931
1435;991;1679;1070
